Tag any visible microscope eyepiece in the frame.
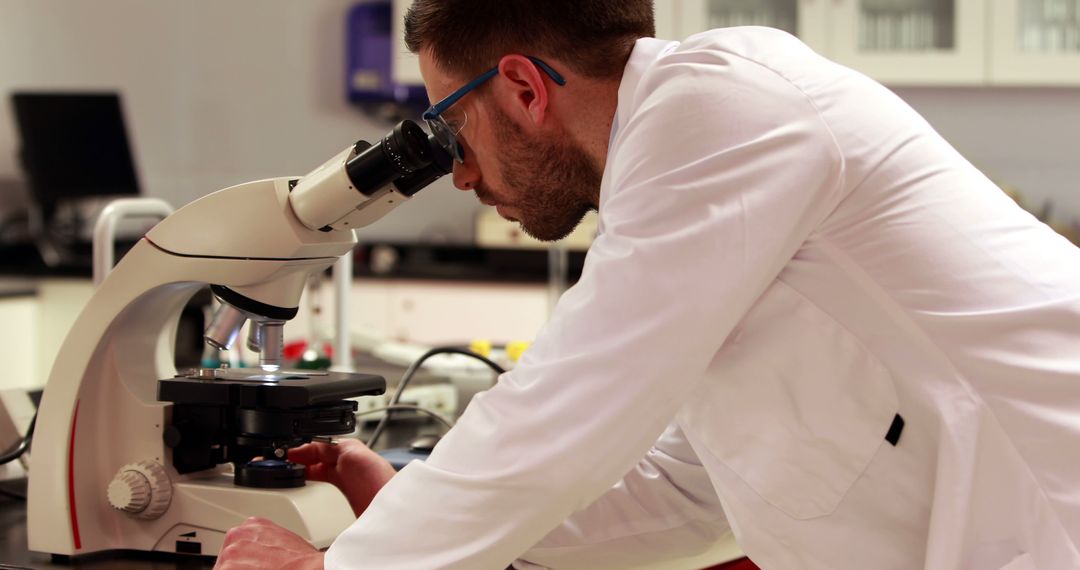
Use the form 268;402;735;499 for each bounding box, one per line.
345;119;433;196
390;119;433;165
394;134;454;197
287;119;452;231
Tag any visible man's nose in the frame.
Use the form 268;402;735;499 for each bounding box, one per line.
452;159;480;191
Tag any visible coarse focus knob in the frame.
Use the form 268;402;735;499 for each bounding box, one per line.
106;460;173;519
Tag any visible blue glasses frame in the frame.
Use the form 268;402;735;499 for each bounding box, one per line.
422;56;567;163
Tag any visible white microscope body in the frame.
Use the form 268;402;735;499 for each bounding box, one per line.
26;121;450;558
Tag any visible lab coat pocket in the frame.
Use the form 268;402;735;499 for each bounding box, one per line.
685;280;898;520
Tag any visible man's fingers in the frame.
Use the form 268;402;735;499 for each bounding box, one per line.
221;517;270;548
334;437;373;452
216;517;320;570
218;539;252;559
290;438;371;466
247;518;286;542
215;539;265;570
288;442;339;466
216;539;316;569
223;520;258;545
304;463;332;483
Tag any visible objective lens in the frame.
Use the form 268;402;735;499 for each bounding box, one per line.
258;321;285;370
246;321;262;352
204;304;247;350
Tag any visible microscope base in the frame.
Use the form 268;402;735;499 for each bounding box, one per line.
31;471;356;558
147;473;356;556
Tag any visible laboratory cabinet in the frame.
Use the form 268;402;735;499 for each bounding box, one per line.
0;279;95;390
990;0;1080;84
664;0;1080;85
660;0;830;53
0;295;37;391
389;0;1079;86
827;0;987;85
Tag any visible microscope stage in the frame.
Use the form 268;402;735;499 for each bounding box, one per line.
159;368;385;409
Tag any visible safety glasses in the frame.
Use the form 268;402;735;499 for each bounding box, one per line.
422;56;567;163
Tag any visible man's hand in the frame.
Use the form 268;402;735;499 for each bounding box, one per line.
214;517;324;570
289;438;397;517
215;440;394;568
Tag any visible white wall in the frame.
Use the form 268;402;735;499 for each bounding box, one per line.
0;0;481;243
894;87;1080;219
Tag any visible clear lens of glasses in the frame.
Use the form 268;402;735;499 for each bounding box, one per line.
426;117;464;162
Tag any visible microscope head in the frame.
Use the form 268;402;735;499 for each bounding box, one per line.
194;119;454;370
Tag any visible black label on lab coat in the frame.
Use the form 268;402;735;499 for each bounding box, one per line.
885;413;905;446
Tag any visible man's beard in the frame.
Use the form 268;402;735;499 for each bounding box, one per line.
484;106;601;242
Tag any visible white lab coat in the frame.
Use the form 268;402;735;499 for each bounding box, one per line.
326;28;1080;569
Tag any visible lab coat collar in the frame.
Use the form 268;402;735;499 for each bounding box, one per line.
612;37;680;146
599;36;680;230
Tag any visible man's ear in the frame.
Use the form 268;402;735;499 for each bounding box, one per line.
497;54;550;127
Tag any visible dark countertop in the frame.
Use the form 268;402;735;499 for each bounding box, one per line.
352;242;586;284
0;241;587;285
0;278;36;299
0;236;149;279
1;480;214;569
0;243;99;279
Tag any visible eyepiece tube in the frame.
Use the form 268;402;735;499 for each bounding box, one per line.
288;120;453;231
345;120;433;195
393;135;454;197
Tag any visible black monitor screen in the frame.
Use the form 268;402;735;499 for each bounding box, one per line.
12;92;140;204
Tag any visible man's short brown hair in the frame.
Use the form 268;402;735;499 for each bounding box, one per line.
404;0;655;80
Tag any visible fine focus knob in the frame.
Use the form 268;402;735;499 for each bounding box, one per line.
107;470;151;513
106;460;173;519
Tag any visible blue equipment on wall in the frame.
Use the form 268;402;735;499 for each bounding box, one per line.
346;1;427;107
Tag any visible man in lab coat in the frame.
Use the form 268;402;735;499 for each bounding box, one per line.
215;1;1080;568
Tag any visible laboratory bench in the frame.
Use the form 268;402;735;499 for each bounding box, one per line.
350;242;585;284
1;479;214;569
1;484;756;570
0;240;586;285
2;481;757;570
0;279;36;300
0;243;98;279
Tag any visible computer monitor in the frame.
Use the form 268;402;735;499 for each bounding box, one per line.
11;91;140;208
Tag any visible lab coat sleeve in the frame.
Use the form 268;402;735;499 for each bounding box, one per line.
512;422;734;570
324;42;844;569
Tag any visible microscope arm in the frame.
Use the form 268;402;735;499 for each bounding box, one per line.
142;121;450;316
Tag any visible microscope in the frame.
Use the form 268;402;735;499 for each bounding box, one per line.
26;120;452;558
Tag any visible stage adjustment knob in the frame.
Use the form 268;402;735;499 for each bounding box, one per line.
107;460;173;519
